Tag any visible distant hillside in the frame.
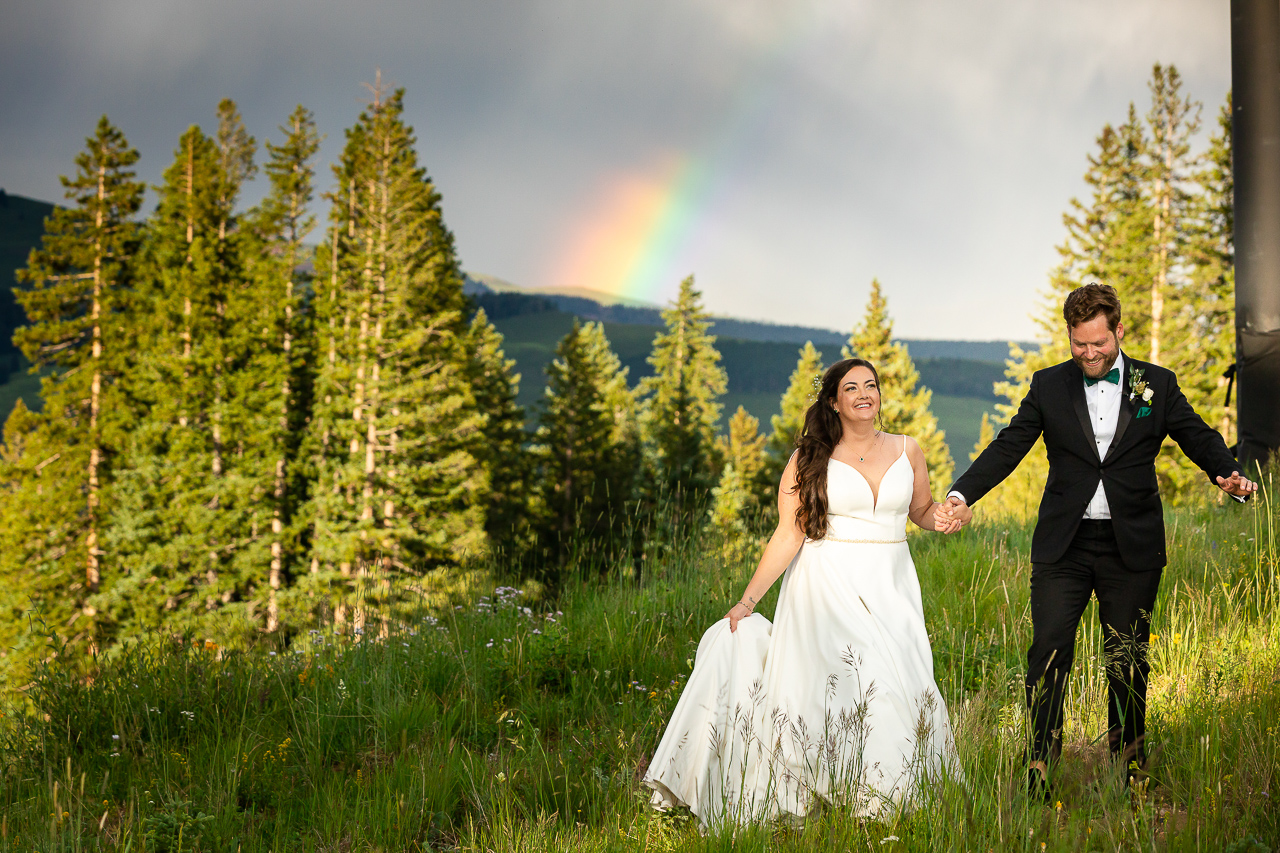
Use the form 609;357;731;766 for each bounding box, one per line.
0;190;54;381
464;274;1031;360
486;306;1009;457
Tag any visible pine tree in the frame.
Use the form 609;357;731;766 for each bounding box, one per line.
1144;64;1201;367
1050;107;1155;349
763;342;823;500
1181;93;1235;445
3;116;144;655
981;68;1230;515
842;280;952;486
237;104;320;631
534;319;636;562
301;85;486;633
706;407;768;560
102;111;253;640
718;407;766;508
465;308;528;551
637;276;728;498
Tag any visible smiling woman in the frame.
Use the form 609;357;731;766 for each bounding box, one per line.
643;357;965;829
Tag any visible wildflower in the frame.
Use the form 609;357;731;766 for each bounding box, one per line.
496;771;507;783
880;837;899;845
112;734;119;740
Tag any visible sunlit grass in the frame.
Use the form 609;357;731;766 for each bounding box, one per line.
1;490;1276;851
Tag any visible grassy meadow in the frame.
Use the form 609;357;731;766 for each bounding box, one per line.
1;489;1277;852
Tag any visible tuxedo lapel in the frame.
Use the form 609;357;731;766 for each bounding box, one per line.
1106;354;1135;462
1065;364;1100;460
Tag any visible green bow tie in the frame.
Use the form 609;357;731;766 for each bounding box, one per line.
1085;367;1120;387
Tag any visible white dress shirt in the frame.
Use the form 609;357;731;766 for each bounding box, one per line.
1082;352;1124;519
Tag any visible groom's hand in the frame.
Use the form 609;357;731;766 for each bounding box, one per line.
1216;471;1258;499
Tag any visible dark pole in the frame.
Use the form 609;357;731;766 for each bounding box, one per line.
1231;0;1280;471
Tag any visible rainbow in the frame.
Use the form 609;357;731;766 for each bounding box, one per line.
543;8;816;306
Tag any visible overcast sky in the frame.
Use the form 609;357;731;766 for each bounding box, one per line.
1;1;1231;340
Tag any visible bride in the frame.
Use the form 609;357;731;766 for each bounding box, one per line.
644;357;964;828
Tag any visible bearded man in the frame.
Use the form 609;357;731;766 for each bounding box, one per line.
938;283;1255;796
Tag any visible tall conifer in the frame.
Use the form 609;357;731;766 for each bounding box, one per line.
706;407;768;559
843;280;952;486
637;276;727;497
1182;94;1236;444
762;342;823;500
301;85;485;632
2;117;143;654
465;309;528;550
534;320;637;562
1144;65;1200;367
104;111;252;639
239;105;319;631
990;68;1229;511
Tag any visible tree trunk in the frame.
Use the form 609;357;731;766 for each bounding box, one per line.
1151;120;1174;365
86;161;105;595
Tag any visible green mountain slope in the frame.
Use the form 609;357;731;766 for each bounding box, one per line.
0;190;55;379
493;308;1004;460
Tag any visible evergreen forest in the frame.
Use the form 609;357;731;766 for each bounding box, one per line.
0;80;977;683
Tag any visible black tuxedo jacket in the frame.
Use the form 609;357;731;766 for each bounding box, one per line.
951;353;1240;572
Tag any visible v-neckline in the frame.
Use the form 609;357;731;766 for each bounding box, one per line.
830;450;906;513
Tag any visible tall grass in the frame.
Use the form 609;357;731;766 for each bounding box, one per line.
1;491;1276;851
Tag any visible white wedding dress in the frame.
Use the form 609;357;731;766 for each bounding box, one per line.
644;445;961;828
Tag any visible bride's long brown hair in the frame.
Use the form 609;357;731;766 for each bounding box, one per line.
792;358;881;540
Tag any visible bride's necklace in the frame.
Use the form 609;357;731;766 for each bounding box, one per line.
847;430;881;463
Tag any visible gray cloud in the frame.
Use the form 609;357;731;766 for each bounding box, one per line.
1;0;1230;339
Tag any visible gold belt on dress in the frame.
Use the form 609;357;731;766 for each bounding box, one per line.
818;534;907;544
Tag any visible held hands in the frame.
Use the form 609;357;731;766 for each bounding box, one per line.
1216;471;1258;499
933;496;972;534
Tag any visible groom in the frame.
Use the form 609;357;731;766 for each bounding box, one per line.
939;283;1256;792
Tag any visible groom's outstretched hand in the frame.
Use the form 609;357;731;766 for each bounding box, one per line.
1216;471;1258;499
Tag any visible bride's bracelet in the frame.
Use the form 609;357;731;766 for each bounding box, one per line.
735;600;754;613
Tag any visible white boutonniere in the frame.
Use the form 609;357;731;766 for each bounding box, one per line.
1129;366;1153;404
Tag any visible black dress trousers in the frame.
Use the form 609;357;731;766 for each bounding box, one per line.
1026;519;1162;765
